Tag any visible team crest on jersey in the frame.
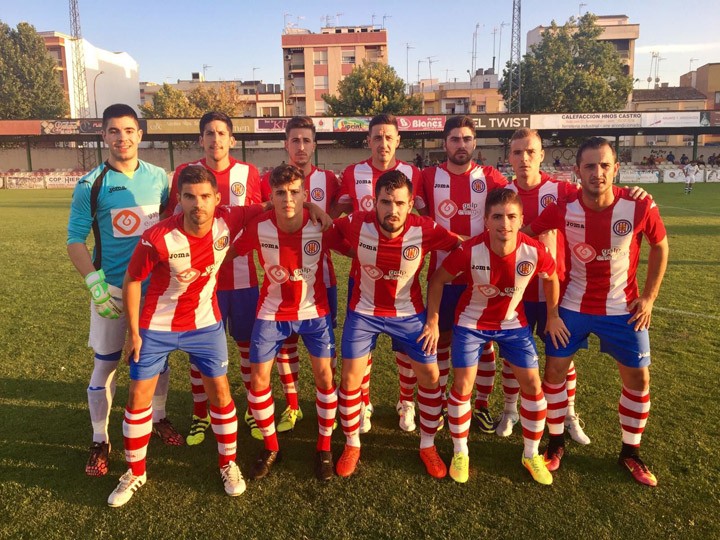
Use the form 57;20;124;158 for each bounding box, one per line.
311;187;325;202
477;284;500;298
613;219;633;236
113;210;141;236
516;260;535;276
573;243;597;263
437;199;458;219
403;245;420;261
304;240;321;256
362;264;383;280
360;195;375;211
177;268;200;283
267;265;290;284
471;179;486;193
540;194;557;208
231;182;245;197
214;235;230;250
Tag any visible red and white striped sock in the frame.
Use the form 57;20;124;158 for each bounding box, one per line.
316;385;337;452
189;364;208;418
210;400;238;467
338;387;362;447
276;334;300;410
619;386;650;446
123;405;152;476
237;341;251;393
542;380;567;436
396;353;416;403
520;391;547;457
501;360;520;413
448;389;472;455
248;386;279;451
437;344;450;409
417;386;442;449
474;343;496;410
361;355;372;407
566;363;578;416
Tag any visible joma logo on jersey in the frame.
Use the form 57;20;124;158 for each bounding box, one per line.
113;210;141;235
471;179;486;193
356;179;372;185
231;182;245;197
311;187;325;202
540;194;557;208
471;264;490;270
359;241;377;252
613;219;633;236
177;268;200;283
434;183;450;188
403;245;420;261
261;242;279;249
516;260;535;276
304;240;321;256
267;265;290;284
108;186;127;193
169;252;190;259
566;221;584;229
214;236;230;250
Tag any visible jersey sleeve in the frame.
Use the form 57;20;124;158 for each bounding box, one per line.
227;204;266;237
166;166;184;217
485;166;509;189
410;166;426;211
260;172;272;202
535;241;557;279
440;242;470;277
246;165;263;205
325;170;340;206
127;231;159;282
66;178;94;244
530;203;563;235
642;201;667;245
337;165;354;204
324;226;353;256
233;219;259;256
426;220;460;252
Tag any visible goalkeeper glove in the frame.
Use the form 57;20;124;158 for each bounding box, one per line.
85;269;122;319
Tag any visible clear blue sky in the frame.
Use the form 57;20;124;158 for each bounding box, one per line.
4;0;719;89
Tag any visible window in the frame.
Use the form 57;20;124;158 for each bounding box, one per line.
341;51;356;64
315;101;328;114
261;107;280;117
477;104;486;113
313;50;328;65
715;91;720;107
314;76;329;90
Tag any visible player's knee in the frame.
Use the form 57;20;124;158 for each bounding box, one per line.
544;357;570;384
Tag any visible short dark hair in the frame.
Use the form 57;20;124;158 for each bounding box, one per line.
484;188;522;216
285;116;316;138
375;169;413;198
368;113;398;134
199;111;233;134
102;104;139;130
443;115;475;140
510;128;542;144
269;163;304;189
178;165;217;191
576;137;616;166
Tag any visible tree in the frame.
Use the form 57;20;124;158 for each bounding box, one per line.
139;83;196;118
501;13;633;114
139;82;253;118
0;20;68;119
322;61;422;116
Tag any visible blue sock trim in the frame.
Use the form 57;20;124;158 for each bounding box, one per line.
95;351;122;361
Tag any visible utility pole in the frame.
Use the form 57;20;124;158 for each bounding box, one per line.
508;0;522;112
427;56;438;87
405;43;414;94
498;21;509;75
69;0;95;170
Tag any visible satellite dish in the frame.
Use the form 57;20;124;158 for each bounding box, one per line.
646;77;652;82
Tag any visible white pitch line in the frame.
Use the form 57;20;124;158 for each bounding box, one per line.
655;306;720;320
659;205;720;216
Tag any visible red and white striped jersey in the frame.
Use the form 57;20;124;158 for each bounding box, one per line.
169;158;262;291
507;172;577;301
530;186;667;315
129;205;264;332
234;209;334;321
442;232;556;330
418;163;508;284
260;166;340;287
333;211;459;317
338;159;425;213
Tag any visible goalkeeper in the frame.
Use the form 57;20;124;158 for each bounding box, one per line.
67;104;184;478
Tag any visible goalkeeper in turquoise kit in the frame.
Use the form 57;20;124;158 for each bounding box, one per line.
67;104;184;477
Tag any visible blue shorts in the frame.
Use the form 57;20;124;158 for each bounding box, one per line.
251;316;335;363
437;284;466;333
342;311;436;364
217;286;259;342
524;300;548;337
545;307;651;368
452;325;539;369
131;322;228;381
327;285;338;329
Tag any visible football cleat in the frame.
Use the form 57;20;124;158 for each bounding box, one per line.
473;407;495;434
249;449;282;480
419;446;447;479
619;454;658;487
315;450;335;481
449;452;470;483
336;445;361;478
564;414;591;445
220;461;246;496
244;409;263;441
186;414;211;446
107;469;146;507
277;406;303;433
85;441;110;477
495;411;520;437
396;400;417;432
152;418;184;446
522;454;553;485
359;402;374;434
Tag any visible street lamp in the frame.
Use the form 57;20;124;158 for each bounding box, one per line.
93;71;104;117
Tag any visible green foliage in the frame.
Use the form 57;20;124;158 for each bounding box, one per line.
501;13;633;113
139;83;252;118
323;61;422;116
0;20;68;119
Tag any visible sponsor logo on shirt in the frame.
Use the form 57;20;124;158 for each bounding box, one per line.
459;202;481;217
384;269;406;280
169;252;190;259
311;187;325;202
201;264;217;277
261;242;279;249
231;182;245;197
304;240;321;256
434;183;450;189
290;268;313;281
477;284;500;297
359;241;377;252
356;179;372;185
267;265;290;284
597;247;628;261
471;179;486;193
437;199;458;219
362;265;383;280
613;219;633;236
112;210;141;236
360;195;375;211
540;194;557;208
214;235;230;250
516;260;535;276
177;268;200;283
566;221;585;229
471;264;490;270
108;186;127;193
402;245;420;261
573;243;596;263
111;206;159;237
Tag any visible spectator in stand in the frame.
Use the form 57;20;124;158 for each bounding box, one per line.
647;155;656;167
415;153;424;169
708;153;716;167
680;153;689;165
553;157;561;168
697;155;705;166
666;151;675;164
